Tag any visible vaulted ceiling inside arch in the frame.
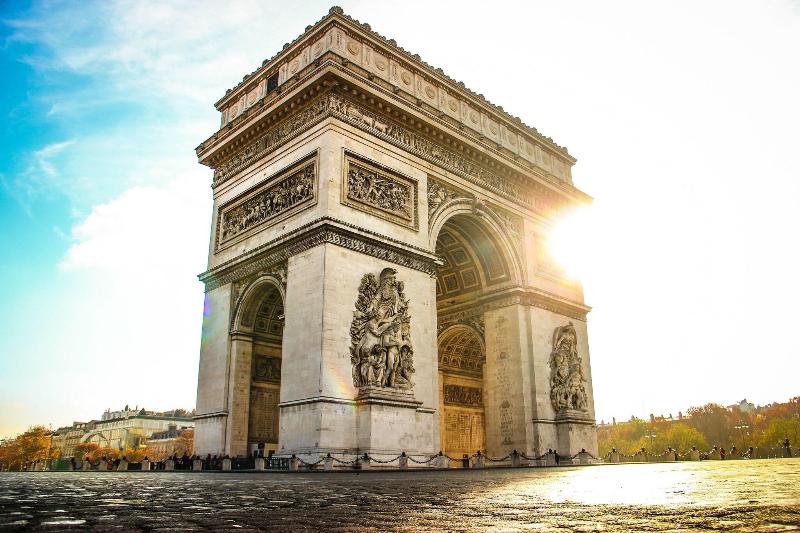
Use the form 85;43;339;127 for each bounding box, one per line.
435;216;510;304
254;285;284;341
438;326;484;376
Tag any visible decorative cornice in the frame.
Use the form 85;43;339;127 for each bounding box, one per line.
213;7;572;161
438;287;591;322
208;90;582;220
199;217;441;291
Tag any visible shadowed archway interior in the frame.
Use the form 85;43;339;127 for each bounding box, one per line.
245;283;284;455
436;213;511;458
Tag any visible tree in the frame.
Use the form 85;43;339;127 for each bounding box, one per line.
598;419;648;456
123;447;147;463
635;423;708;454
175;429;194;457
16;426;52;464
686;404;731;447
0;439;22;471
95;447;120;461
759;417;800;449
74;442;101;460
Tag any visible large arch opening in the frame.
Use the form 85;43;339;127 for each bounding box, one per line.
233;277;285;457
435;211;519;458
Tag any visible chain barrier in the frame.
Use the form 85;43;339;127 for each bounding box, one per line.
406;454;438;464
296;457;325;467
368;454;404;464
330;456;361;465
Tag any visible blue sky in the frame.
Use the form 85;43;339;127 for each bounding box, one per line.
1;0;799;437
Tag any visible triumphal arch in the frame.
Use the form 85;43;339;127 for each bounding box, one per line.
193;7;598;462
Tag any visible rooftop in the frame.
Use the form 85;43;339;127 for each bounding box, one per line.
216;6;569;156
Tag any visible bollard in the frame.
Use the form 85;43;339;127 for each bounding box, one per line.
165;459;175;471
117;459;128;471
253;457;265;471
289;455;299;471
359;454;371;470
435;452;448;469
222;458;232;471
193;459;204;471
141;459;150;471
82;459;91;471
578;450;589;465
511;450;521;468
399;452;408;470
544;451;557;466
324;454;334;471
473;451;484;469
608;452;620;463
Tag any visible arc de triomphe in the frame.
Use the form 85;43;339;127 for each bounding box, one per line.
193;7;598;462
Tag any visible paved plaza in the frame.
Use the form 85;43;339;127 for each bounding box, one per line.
1;459;799;531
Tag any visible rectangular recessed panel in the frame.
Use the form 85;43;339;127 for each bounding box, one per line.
342;151;418;230
216;152;318;249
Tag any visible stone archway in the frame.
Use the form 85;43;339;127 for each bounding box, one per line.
433;209;523;458
229;275;285;457
438;325;486;459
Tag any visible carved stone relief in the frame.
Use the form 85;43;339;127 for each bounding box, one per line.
217;156;316;247
427;178;468;224
343;153;418;229
349;268;414;390
549;322;589;412
211;91;568;220
252;355;282;383
443;384;483;407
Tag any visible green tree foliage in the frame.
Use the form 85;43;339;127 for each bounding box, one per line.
634;423;708;454
759;417;800;449
686;404;731;447
599;396;798;457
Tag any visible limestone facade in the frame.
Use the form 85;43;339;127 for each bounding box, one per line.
194;7;597;461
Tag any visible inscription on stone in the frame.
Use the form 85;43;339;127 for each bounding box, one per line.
248;388;279;443
343;153;418;229
217;155;316;247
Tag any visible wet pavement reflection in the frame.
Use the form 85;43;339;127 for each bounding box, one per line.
1;459;798;531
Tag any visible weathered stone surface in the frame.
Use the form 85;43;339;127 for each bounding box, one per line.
193;9;597;461
2;460;800;531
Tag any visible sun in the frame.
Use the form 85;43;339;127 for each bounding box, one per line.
543;207;592;280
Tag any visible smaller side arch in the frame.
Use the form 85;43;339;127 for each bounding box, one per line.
231;274;286;335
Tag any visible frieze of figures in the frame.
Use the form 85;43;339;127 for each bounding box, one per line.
343;154;417;229
443;384;483;407
217;158;316;246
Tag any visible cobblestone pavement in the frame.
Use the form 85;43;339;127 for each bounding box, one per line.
1;459;799;532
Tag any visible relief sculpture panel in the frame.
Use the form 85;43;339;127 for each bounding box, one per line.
252;355;281;384
349;268;415;389
342;152;418;230
216;154;317;248
549;322;589;412
443;384;483;407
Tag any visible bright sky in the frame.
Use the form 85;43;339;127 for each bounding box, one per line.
1;0;798;437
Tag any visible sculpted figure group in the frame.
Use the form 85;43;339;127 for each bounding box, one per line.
347;165;412;218
349;268;415;390
220;166;314;242
549;322;589;411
